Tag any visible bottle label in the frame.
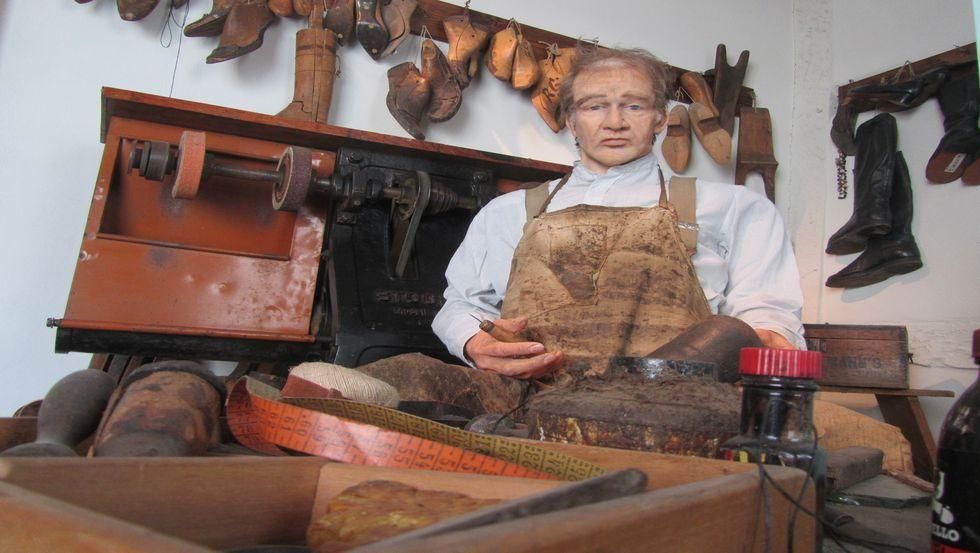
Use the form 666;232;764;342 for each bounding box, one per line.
932;449;980;551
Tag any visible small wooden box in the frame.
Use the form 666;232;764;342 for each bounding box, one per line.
0;438;815;552
804;323;910;389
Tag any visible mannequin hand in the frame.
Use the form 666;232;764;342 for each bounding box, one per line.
754;329;797;350
464;316;563;379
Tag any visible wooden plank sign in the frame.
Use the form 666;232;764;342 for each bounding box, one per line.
804;324;909;389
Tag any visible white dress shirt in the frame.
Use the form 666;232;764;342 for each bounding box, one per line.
432;153;806;363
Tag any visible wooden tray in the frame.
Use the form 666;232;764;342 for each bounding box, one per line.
0;441;815;552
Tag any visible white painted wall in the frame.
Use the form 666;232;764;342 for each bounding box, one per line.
819;1;980;433
0;0;974;441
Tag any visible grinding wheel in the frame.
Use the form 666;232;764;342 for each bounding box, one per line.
273;146;313;211
171;131;206;200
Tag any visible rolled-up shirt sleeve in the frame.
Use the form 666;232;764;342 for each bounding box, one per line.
432;197;522;362
716;189;806;348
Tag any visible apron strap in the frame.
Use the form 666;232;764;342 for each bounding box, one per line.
668;175;698;254
523;173;572;233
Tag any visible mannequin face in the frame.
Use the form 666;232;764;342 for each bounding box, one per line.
566;64;666;174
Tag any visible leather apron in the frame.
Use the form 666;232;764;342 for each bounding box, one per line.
500;171;711;375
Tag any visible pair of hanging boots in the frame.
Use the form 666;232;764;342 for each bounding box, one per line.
825;113;922;288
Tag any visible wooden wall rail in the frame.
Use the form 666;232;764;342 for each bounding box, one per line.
838;42;977;113
411;0;755;108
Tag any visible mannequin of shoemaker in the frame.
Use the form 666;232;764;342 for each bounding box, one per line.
432;46;805;378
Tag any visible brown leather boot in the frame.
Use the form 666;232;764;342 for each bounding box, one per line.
185;0;238;37
325;0;355;45
379;0;417;58
443;13;490;89
293;0;313;17
661;104;691;173
531;47;578;132
421;39;462;123
277;10;338;124
386;62;431;140
485;21;519;81
689;102;731;165
117;0;160;21
510;36;540;90
355;0;388;59
268;0;294;16
206;0;276;64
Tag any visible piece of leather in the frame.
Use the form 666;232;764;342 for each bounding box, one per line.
385;62;430;140
421;39;462;123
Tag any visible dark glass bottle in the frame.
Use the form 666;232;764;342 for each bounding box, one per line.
931;329;980;552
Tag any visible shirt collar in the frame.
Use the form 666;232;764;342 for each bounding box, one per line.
570;152;661;182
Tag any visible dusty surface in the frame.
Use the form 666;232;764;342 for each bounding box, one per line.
527;374;741;457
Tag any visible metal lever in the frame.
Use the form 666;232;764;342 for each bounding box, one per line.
390;171;431;279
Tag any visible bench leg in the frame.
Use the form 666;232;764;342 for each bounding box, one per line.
875;394;936;481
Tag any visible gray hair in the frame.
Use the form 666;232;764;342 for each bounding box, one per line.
559;46;671;120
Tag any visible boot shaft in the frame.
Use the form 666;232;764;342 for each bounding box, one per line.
852;113;898;209
938;72;979;132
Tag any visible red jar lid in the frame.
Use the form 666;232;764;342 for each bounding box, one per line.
739;348;823;379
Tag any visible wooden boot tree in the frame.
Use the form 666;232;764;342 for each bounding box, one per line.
735;107;778;203
711;44;750;137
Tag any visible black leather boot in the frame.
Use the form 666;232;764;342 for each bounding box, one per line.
826;113;897;255
826;152;922;288
926;71;980;183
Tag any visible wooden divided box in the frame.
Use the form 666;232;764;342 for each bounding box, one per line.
0;441;816;552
